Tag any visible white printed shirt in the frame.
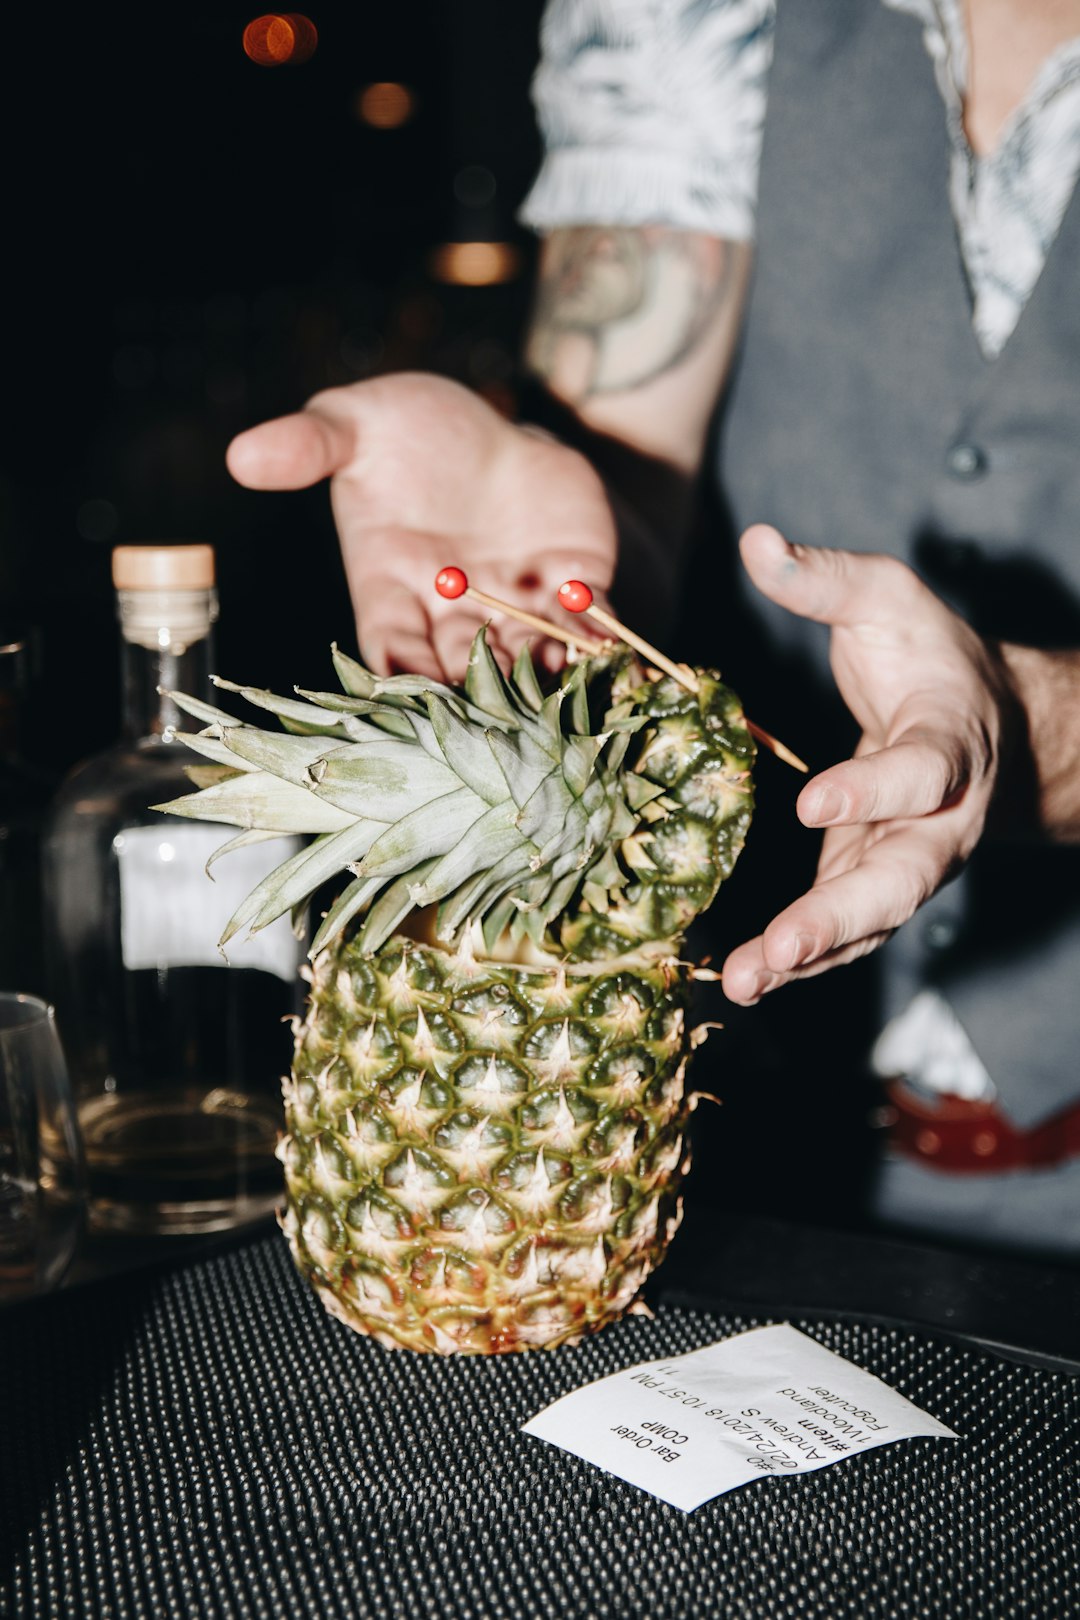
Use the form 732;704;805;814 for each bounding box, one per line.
521;0;1080;358
522;0;1080;1100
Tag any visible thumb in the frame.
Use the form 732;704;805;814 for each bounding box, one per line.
738;523;930;631
226;404;359;492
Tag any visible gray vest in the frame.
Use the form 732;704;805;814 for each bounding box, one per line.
712;0;1080;1245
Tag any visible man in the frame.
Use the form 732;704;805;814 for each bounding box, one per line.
226;0;1080;1253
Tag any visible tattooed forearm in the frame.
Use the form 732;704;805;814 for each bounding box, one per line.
526;227;738;402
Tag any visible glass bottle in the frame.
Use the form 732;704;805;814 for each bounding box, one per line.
43;545;306;1235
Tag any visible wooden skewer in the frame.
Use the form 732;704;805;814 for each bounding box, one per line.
435;567;607;655
434;567;809;773
560;582;699;693
744;720;808;774
558;579;809;774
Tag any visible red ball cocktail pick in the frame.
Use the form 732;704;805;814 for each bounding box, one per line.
434;566;468;599
435;568;607;655
558;580;700;693
558;579;808;773
555;579;594;614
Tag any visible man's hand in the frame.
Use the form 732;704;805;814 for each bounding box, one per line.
722;524;1023;1005
226;373;619;679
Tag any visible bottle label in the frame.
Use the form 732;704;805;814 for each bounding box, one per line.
116;824;304;982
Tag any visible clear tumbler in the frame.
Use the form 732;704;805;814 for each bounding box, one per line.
0;994;85;1302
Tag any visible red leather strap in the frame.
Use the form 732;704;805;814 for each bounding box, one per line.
884;1080;1080;1174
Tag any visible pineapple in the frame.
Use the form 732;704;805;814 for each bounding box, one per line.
156;632;754;1352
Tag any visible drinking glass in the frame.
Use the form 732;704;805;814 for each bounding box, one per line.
0;994;86;1302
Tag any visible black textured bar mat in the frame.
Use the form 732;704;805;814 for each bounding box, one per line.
3;1229;1078;1619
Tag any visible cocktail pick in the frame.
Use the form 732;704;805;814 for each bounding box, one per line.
558;579;808;774
434;567;607;655
739;721;808;774
557;580;697;693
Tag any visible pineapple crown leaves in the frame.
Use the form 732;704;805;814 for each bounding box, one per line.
154;628;754;963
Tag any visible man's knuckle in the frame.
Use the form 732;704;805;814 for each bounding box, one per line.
882;859;930;923
930;745;962;806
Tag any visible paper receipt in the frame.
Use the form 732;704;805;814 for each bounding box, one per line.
522;1323;958;1511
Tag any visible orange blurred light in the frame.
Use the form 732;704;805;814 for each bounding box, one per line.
429;242;522;288
355;82;416;129
243;14;318;67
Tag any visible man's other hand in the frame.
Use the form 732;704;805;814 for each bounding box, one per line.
722;524;1021;1004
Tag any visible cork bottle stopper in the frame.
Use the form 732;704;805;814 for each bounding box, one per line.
111;545;215;591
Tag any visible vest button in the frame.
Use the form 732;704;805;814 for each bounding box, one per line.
946;442;987;479
925;918;958;950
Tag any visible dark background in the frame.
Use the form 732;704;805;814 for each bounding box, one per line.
6;10;1074;1269
0;5;886;1237
3;2;546;772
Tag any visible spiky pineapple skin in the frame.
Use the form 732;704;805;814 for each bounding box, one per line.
160;638;755;1352
279;666;754;1354
281;933;693;1354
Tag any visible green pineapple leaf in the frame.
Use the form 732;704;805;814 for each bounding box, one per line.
159;630;755;964
464;628;522;726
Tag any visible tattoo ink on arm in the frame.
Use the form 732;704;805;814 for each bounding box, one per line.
526;227;739;403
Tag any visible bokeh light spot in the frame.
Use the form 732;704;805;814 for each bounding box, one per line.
355;82;416;129
429;242;522;288
243;14;318;67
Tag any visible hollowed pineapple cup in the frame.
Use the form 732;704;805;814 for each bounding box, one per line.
157;637;753;1354
280;929;694;1354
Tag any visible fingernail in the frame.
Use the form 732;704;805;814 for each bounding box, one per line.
806;785;848;825
744;971;780;1003
787;932;817;969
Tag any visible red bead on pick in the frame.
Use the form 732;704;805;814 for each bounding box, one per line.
558;579;593;614
435;566;468;600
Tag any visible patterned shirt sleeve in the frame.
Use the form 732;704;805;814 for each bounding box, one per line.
519;0;776;241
